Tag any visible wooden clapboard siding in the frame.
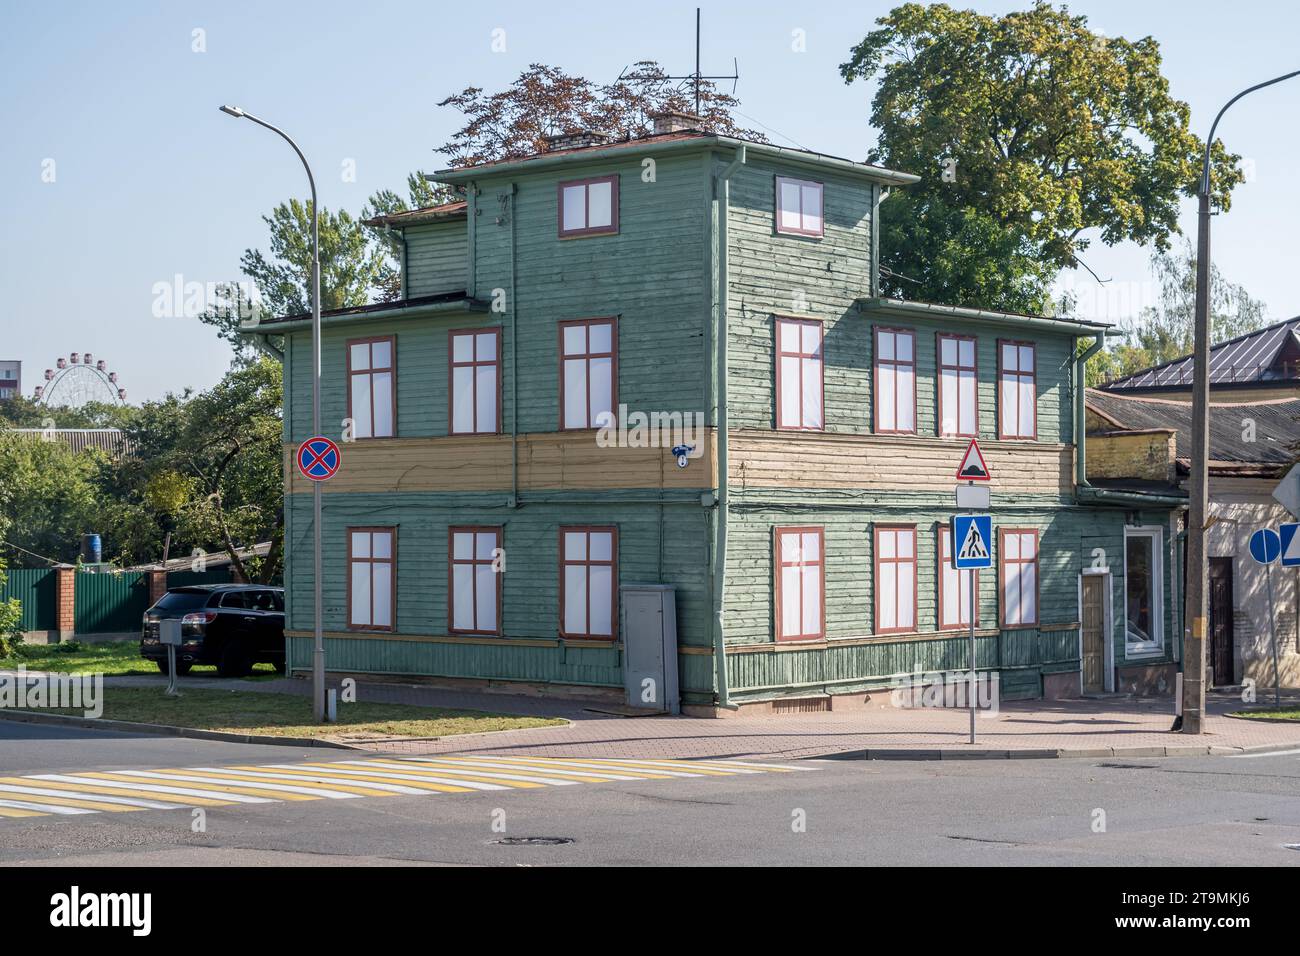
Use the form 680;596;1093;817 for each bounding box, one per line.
405;221;468;298
283;430;716;494
729;430;1072;493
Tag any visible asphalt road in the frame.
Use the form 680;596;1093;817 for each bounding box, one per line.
2;721;1299;866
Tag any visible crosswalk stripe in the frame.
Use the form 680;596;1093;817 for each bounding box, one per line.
0;786;154;813
37;774;274;804
23;776;236;806
0;797;96;815
253;765;475;793
446;756;734;778
583;758;765;775
323;760;538;790
387;759;582;787
0;804;44;818
120;769;381;799
89;770;331;801
0;781;178;810
427;756;667;781
205;766;434;795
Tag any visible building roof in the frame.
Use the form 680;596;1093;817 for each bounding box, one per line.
861;297;1115;337
362;200;467;229
431;130;921;187
259;291;487;330
7;428;135;456
1101;316;1300;392
1085;389;1298;473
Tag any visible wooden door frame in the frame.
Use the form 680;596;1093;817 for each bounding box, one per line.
1078;569;1114;694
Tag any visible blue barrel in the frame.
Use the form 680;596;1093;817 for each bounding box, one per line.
80;533;102;564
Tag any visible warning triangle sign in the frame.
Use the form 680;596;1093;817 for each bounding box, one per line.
957;521;989;561
955;438;991;481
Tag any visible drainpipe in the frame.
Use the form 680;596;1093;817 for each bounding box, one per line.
1074;331;1107;488
509;183;519;509
711;145;746;711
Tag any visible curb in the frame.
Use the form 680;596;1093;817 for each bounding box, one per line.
0;708;354;750
822;742;1300;761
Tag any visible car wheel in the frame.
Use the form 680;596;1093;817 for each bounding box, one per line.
217;643;252;679
155;659;192;676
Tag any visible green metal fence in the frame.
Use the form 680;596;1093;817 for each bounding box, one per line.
74;571;148;634
0;568;58;632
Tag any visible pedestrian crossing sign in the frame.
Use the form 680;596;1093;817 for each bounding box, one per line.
952;514;993;570
1282;523;1300;568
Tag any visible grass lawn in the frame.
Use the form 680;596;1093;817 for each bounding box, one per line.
45;687;565;739
7;639;277;678
1227;707;1300;721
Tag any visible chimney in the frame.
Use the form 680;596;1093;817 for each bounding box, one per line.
649;110;704;135
541;129;614;152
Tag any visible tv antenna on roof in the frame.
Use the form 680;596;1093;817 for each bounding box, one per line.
617;7;739;116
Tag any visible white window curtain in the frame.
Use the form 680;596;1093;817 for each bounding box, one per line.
350;529;394;628
451;529;500;633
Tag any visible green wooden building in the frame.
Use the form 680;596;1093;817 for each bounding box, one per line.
259;114;1186;713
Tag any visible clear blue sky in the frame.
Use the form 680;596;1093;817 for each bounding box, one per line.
3;0;1298;402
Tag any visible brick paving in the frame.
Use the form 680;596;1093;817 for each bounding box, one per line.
59;671;1300;760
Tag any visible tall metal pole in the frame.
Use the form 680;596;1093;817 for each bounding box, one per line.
968;566;976;745
219;106;326;722
1183;68;1300;734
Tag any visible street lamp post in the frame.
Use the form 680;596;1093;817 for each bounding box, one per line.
1182;69;1300;734
220;105;327;723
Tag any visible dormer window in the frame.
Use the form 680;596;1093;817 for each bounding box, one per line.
775;176;823;237
559;175;619;237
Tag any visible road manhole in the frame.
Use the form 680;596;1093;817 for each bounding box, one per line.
490;836;574;847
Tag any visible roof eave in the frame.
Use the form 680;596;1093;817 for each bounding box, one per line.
256;296;490;333
860;297;1115;337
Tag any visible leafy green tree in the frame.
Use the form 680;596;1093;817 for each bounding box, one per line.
841;2;1243;312
0;432;104;565
0;560;23;657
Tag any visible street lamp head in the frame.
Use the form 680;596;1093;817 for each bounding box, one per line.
219;105;245;118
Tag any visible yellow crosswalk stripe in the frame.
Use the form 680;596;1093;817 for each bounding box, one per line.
458;756;740;777
244;765;475;794
0;790;144;813
129;768;392;799
427;755;677;781
21;776;236;806
0;804;45;818
401;757;636;784
309;760;546;790
74;771;304;802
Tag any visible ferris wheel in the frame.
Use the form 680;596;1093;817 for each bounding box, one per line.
34;353;127;407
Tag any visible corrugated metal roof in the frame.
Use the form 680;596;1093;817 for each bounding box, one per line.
1085;389;1298;469
7;428;136;456
1101;316;1300;391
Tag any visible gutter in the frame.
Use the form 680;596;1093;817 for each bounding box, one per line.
430;136;918;188
1074;331;1107;487
711;145;746;712
509;182;519;508
261;296;488;333
1074;486;1189;507
861;297;1116;337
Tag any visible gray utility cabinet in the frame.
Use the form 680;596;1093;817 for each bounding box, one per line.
619;584;680;714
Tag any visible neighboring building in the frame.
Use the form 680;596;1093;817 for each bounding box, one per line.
1101;316;1300;403
6;427;135;457
1086;388;1299;689
0;361;20;399
262;116;1182;713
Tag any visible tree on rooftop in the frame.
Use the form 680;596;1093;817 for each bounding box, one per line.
437;61;765;169
841;1;1244;313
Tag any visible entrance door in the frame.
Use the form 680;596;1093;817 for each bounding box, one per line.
1208;558;1235;687
1081;574;1108;694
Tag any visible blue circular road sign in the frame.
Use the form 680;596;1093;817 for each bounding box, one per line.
296;436;341;482
1249;528;1281;565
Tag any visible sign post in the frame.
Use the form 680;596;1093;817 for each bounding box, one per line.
1249;528;1282;705
159;618;182;698
953;439;993;745
297;436;342;722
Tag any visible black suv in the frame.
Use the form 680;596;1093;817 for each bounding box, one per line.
140;585;286;678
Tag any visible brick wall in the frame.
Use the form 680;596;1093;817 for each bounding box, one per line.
1085;429;1176;482
55;565;75;638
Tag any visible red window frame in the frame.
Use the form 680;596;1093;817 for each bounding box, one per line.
346;526;396;633
346;336;397;439
873;327;916;435
997;339;1037;440
873;524;918;635
774;175;824;238
775;317;824;431
558;318;618;430
774;526;825;642
448;526;503;636
998;528;1040;628
559;526;618;640
937;333;978;438
937;524;980;631
558;175;619;238
448;327;502;435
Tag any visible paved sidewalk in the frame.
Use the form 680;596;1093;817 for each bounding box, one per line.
43;671;1300;761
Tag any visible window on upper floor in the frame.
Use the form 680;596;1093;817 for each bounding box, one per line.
559;175;619;237
874;328;915;434
449;328;500;435
998;341;1036;440
347;337;395;439
450;527;502;635
560;527;617;639
348;527;395;631
775;176;824;237
938;334;978;438
775;527;824;642
875;525;917;634
776;317;823;430
938;524;978;630
999;529;1038;628
560;318;617;430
